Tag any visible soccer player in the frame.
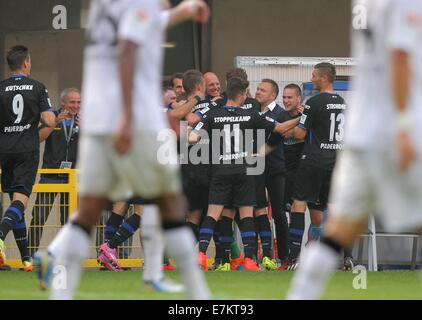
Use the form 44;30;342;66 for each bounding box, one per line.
286;62;346;269
189;77;300;271
266;84;305;268
98;199;144;271
287;0;422;299
217;68;261;111
36;0;211;300
0;45;56;271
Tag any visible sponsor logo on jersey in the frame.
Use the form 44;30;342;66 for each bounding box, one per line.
199;106;210;114
194;122;204;130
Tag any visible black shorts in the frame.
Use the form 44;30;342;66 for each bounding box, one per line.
284;167;298;210
254;173;268;209
209;173;256;207
126;197;152;205
182;165;210;212
293;162;333;209
0;151;39;198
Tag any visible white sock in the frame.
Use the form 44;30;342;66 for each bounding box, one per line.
48;223;90;300
287;241;339;300
141;205;164;282
164;226;211;300
47;212;79;257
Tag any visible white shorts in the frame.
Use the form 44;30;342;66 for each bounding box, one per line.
329;149;422;233
77;131;181;201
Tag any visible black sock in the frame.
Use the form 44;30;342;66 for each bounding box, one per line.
104;212;124;242
256;215;273;258
344;247;353;259
240;217;256;260
213;220;223;265
108;214;140;249
0;201;25;240
219;216;233;263
288;212;305;260
321;236;343;254
13;218;30;262
187;221;199;242
198;216;217;253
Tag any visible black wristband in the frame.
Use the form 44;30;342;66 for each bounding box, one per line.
194;95;201;104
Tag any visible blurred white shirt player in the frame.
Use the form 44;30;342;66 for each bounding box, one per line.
38;0;211;300
288;0;422;300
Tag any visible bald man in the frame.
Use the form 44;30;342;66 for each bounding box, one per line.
204;72;221;100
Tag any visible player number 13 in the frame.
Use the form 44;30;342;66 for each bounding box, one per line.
329;112;345;142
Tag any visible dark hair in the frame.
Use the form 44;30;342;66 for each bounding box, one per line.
283;83;302;97
314;62;336;83
226;68;248;82
262;79;279;98
226;77;249;101
7;45;30;71
170;72;184;87
182;70;204;95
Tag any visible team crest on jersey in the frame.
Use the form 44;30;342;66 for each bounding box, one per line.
137;9;149;22
407;13;421;26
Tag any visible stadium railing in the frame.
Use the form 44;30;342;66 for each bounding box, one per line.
358;215;421;271
1;169;144;269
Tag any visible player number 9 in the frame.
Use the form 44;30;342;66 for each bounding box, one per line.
13;94;24;124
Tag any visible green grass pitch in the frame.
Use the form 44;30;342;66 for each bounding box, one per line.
0;270;421;300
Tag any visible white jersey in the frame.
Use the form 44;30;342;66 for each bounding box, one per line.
81;0;169;134
346;0;422;153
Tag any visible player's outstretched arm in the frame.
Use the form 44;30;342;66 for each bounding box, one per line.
40;110;57;129
169;93;204;121
166;0;210;28
38;110;67;142
273;117;300;136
